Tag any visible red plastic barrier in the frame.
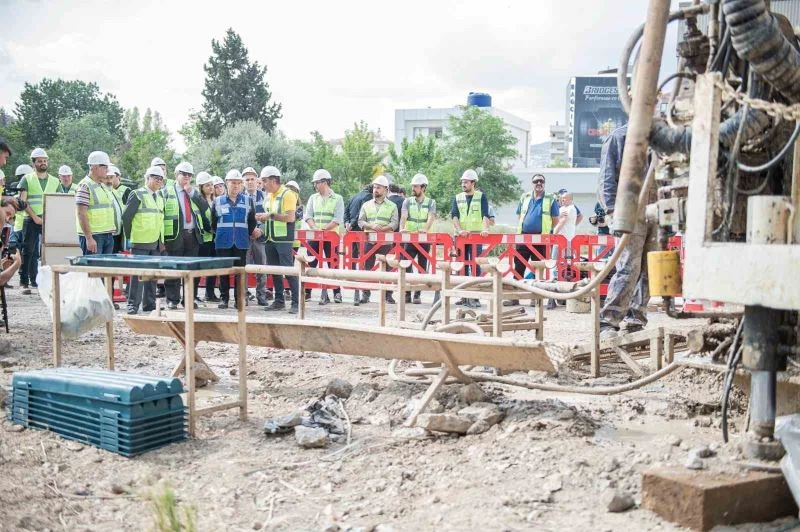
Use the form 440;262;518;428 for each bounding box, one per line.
454;233;568;280
296;229;341;289
342;232;454;274
569;234;616;295
668;234;684;262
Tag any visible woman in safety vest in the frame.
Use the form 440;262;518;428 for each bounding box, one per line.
195;171;218;302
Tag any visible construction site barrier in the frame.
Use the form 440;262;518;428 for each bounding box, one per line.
296;229;342;289
569;234;616;295
342;232;454;274
453;233;569;280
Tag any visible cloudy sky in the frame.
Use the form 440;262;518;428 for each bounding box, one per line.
2;0;680;151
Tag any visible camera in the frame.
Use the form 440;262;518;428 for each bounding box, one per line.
589;214;605;226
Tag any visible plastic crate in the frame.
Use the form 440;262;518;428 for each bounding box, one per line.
68;254;238;271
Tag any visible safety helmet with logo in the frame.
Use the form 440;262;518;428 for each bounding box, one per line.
372;175;390;188
196;171;213;186
58;165;73;176
285;180;300;192
311;169;332;183
460;169;478;182
151;157;166;167
87;151;111;166
225;169;243;181
260;166;281;179
212;176;224;186
411;173;428;186
242;167;258;177
145;166;165;179
30;147;48;160
175;161;193;175
15;164;33;177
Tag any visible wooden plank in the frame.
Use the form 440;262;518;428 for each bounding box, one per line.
403;366;449;428
53;271;62;366
105;276;115;370
492;269;502;337
166;322;220;381
613;346;646;377
51;264;241;278
184;273;196;436
195;401;244;417
650;336;663;371
237;270;248;421
123;314;557;373
573;326;665;356
590;288;600;377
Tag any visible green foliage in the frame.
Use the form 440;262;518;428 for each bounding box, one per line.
119;129;177;185
198;28;282;139
547;157;570;168
0;118;31;181
179;110;203;150
149;482;196;532
335;121;384;200
297;131;337;174
386;135;443;187
14;79;123;148
50;113;123;176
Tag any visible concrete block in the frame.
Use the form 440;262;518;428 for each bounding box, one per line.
642;467;797;531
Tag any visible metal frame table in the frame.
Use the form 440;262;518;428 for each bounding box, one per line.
49;262;248;436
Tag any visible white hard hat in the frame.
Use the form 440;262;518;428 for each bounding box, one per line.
312;169;332;183
87;151;111;166
175;161;193;175
30;147;48;160
212;176;224;186
285;180;300;191
225;169;243;181
260;165;281;179
15;164;33;177
107;165;120;176
58;165;73;176
146;166;165;178
196;171;213;186
411;173;428;186
461;169;478;181
242;166;258;177
372;175;390;188
151;157;166;167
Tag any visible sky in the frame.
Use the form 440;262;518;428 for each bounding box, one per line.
2;0;680;152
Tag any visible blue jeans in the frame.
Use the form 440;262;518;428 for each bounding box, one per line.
79;233;115;256
21;219;41;286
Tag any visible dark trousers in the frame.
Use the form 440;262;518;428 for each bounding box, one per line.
128;246;161;311
462;242;484;277
265;241;298;306
403;242;430;297
308;240;340;295
79;233;115;256
20;219;42;286
364;243;392;299
164;230;200;303
197;240;217;299
217;247;248;304
513;243;548;279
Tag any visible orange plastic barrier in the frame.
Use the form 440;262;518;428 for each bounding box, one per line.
453;233;568;280
342;232;454;274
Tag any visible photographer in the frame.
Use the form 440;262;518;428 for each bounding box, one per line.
588;202;610;236
0;197;25;286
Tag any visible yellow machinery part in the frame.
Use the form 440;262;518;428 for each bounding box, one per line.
647;250;682;296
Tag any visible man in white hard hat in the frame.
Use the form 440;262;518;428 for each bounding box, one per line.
212;176;226;197
17;148;59;293
163;161;210;309
104;165;127;254
450;168;490;308
304;169;344;304
243;167;269;305
400;173;436;304
76;151;116;255
151;157;167;177
56;166;77;194
258;166;299;314
122;166;166;314
212;169;260;309
357;175;399;304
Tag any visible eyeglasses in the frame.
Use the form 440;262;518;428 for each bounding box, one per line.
179;172;192;177
150;175;164;180
532;180;545;184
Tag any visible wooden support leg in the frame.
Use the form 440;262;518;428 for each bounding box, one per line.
590;288;600;378
650;335;664;372
378;261;386;327
441;266;451;325
398;267;406;324
298;261;306;320
666;333;677;364
53;271;62;367
185;274;196;437
403;366;449;428
167;322;220;382
237;270;248;421
105;275;115;370
492;268;502;338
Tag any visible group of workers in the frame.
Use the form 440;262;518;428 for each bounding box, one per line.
0;137;645;339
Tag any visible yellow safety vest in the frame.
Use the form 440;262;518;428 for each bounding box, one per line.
163;185;202;241
363;200;395;232
266;185;295;242
516;193;554;234
456;191;484;232
130;187;165;244
310;192;341;226
404;197;432;232
23;173;59;216
76;176;116;235
112;184;130;204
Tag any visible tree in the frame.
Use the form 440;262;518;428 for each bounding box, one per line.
14;79;123;148
122;107;141;141
198;28;282;139
50;113;123;175
429;106;521;209
386;135;443;186
179;110;203;150
297;131;337;175
336;121;384;200
119;129;177;185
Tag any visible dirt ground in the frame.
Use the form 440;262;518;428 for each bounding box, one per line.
0;285;796;532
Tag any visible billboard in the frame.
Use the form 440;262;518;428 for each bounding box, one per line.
570;76;628;168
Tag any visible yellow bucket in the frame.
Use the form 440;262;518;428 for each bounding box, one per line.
647;251;682;296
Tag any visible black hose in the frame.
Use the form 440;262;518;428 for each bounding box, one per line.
722;318;744;443
738;120;800;173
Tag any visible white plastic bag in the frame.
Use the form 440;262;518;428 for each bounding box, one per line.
37;266;115;338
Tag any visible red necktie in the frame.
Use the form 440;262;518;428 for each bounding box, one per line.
183;192;192;224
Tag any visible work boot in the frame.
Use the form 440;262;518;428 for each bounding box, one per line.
621;321;645;333
257;297;269;306
503;299;520;307
319;290;330;305
405;292;412;304
386;294;396;305
167;301;179;310
468;299;481;308
266;290;274;301
126;307;138;315
333;292;342;304
360;291;371;304
546;299;557;310
205;294;220;303
21;288;31;295
455;298;466;306
265;302;286;311
412;292;422;305
287;305;298;315
305;288;312;301
599;326;619;340
218;300;229;309
354;290;360;306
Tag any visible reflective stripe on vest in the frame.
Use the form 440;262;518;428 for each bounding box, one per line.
23;173;59;216
266;186;295;242
311;192;341;225
76;176;116;235
516;193;553;234
130;187;165;244
215;194;251;250
456;191;483;232
363;200;395;232
404;197;432;232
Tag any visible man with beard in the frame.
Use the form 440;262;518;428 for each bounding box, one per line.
76;151;116;256
450;169;489;308
400;173;436;304
304;169;344;304
357;175;399;304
